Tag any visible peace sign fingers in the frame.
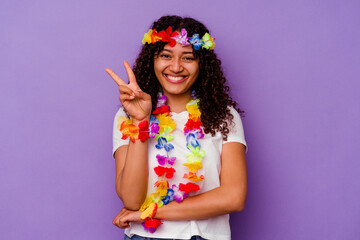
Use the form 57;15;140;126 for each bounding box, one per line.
105;68;127;87
106;60;152;121
105;61;141;92
123;61;141;91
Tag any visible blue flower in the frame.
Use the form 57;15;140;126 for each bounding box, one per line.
162;189;175;205
156;137;174;152
150;115;159;124
186;133;200;149
189;34;203;51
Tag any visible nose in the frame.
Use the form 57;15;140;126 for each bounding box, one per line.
169;58;183;73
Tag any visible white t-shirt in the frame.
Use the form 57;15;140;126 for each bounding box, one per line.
112;106;247;240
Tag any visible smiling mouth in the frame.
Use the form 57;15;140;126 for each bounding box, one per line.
164;74;188;83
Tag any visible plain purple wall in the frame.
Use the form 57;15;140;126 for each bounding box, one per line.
1;0;359;239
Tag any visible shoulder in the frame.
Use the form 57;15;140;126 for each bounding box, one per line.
223;106;247;150
227;106;242;127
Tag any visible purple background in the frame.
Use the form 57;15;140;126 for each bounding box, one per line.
1;0;359;239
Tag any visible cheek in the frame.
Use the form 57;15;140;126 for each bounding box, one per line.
191;65;200;78
154;61;167;74
153;63;162;78
191;61;200;73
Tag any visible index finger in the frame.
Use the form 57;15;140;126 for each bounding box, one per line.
105;68;126;87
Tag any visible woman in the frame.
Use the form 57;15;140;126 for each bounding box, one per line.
107;15;247;240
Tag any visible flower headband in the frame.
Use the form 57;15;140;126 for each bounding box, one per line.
142;26;215;50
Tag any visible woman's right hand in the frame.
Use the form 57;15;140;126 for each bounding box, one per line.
106;61;152;122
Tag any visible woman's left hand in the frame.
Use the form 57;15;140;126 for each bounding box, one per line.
112;208;143;229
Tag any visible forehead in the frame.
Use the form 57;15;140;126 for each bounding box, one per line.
163;43;194;54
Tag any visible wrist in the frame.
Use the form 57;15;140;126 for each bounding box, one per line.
132;115;150;125
140;203;163;233
117;116;150;143
140;202;157;220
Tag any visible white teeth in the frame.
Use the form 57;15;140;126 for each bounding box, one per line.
166;75;184;81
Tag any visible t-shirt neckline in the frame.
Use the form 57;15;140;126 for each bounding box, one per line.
170;111;188;118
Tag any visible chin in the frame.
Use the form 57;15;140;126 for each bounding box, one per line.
165;89;189;96
162;86;191;96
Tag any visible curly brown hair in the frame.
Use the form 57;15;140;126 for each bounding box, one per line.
133;15;243;140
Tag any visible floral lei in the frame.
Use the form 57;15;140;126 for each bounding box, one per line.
118;91;205;233
142;26;215;50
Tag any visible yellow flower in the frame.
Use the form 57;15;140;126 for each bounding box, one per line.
157;114;176;133
142;29;153;44
183;162;203;173
142;29;162;44
186;99;201;120
140;195;154;211
187;105;201;119
156;188;168;197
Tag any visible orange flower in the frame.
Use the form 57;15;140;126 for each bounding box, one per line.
142;29;162;44
154;180;169;197
183;172;204;181
119;118;138;142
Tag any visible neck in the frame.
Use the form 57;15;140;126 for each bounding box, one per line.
164;91;193;113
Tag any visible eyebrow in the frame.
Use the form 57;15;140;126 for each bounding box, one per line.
162;49;194;55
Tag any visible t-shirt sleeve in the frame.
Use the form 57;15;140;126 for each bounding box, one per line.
223;107;248;152
112;107;130;158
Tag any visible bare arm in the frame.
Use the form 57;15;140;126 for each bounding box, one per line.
113;142;247;227
114;133;149;210
155;142;247;220
107;62;152;210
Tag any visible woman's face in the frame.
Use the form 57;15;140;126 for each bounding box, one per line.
154;43;199;98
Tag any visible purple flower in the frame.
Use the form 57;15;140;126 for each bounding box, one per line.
172;28;190;46
156;154;166;165
142;223;156;233
156;154;176;166
149;123;159;138
172;184;188;203
184;128;204;139
156;94;167;107
167;156;176;165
